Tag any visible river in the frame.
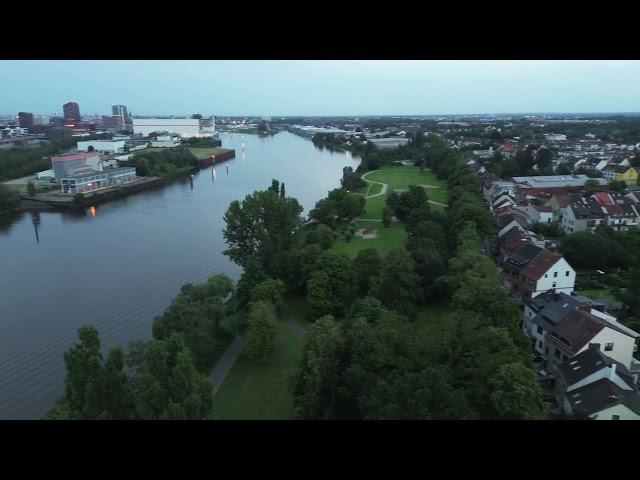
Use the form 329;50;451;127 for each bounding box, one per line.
0;131;359;419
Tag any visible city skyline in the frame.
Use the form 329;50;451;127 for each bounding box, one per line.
2;60;640;116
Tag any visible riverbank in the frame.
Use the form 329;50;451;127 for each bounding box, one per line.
14;148;236;211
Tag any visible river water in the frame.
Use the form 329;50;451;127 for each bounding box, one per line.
0;132;359;419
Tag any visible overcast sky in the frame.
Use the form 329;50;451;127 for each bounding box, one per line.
2;60;640;117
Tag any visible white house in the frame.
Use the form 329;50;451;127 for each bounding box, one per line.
552;347;640;420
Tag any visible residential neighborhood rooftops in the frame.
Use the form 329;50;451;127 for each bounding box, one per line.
557;346;634;388
567;378;640;417
549;309;605;353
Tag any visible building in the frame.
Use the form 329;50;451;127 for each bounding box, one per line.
111;105;131;130
76;140;125;154
50;151;101;179
33;115;49;126
512;174;606;190
545;194;571;222
552;347;640;420
60;167;137;194
367;138;410;149
602;165;638;184
18;112;34;128
562;196;606;234
132;117;215;138
63;102;81;124
502;245;576;301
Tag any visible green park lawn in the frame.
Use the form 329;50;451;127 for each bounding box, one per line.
188;148;231;160
213;322;302;420
360;166;448;220
332;219;408;258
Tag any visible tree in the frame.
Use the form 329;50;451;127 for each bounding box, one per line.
371;247;419;316
127;334;215;420
555;162;572;175
250;278;286;312
27;181;36;196
354;248;382;297
290;315;346;419
489;363;547;420
608;179;627;192
535;147;553;174
44;325;134;420
307;253;356;319
382;206;392;227
280;182;285;198
223;183;304;278
0;184;20;214
243;301;279;361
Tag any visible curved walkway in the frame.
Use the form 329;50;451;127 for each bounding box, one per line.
361;170;388;199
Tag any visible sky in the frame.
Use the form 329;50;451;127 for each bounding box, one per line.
2;60;640;117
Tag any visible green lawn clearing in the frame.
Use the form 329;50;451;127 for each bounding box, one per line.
360;166;447;220
332;219;408;258
575;289;616;301
213;322;302;420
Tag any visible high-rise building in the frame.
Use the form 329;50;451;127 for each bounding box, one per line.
112;105;130;130
63;102;81;123
18;112;34;128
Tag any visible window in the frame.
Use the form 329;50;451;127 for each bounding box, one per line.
605;343;614;352
552;282;557;288
538;341;542;348
612;415;620;420
545;347;549;355
566;271;570;276
545;273;548;278
537;326;543;335
553;272;558;278
554;349;561;359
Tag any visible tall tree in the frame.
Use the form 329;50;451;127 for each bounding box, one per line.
371;247;419;316
290;316;346;419
243;302;279;361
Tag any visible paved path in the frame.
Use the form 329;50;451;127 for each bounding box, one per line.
355;218;382;222
282;315;307;339
361;170;388;199
428;200;448;207
210;336;243;396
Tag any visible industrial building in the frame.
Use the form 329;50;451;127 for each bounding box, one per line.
76;139;126;154
132;117;215;138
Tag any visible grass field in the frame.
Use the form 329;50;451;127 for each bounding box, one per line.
213;322;301;420
575;288;616;301
132;147;230;160
360;167;447;220
283;293;313;326
332;219;408;258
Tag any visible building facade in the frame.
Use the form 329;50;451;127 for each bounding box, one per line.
132;117;215;138
63;102;80;123
18;112;34;128
60;167;136;194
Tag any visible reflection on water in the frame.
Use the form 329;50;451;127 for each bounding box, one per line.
0;132;359;419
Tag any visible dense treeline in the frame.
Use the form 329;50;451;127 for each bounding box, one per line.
181;137;222;148
0;134;111;181
0;185;20;214
289;134;546;419
128;146;199;176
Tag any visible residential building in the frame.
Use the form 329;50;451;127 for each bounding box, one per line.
523;290;640;372
552;347;640;420
602;165;638;184
591;191;640;231
545;194;571;222
60;167;136;194
502;245;576;302
561;196;606;234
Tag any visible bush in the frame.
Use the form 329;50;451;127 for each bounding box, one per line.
27;181;36;196
601;274;627;288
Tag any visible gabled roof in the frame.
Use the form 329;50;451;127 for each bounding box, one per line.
567;378;640;417
556;346;634;388
551;309;604;353
506;244;543;270
548;194;571;208
521;249;562;281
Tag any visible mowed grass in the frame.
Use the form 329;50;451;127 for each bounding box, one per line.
360;166;447;219
213;322;301;420
132;147;231;160
332;219;408;258
575;289;616;301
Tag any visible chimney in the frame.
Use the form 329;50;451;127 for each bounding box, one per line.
578;304;592;314
610;363;617;381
